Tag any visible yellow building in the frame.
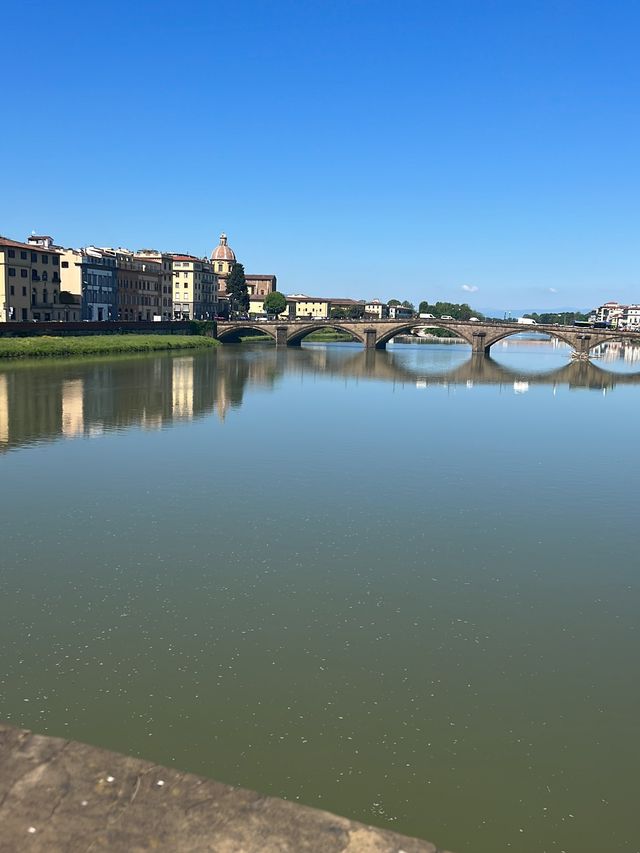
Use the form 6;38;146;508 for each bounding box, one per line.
0;235;80;322
249;295;268;317
287;295;330;319
170;254;218;319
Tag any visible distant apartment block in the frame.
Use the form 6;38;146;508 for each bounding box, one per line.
170;254;218;320
595;301;640;329
60;248;118;321
0;235;80;322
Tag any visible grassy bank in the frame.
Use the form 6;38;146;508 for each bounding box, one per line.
303;328;355;341
0;334;220;360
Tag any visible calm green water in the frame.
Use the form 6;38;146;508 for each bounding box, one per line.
1;339;639;853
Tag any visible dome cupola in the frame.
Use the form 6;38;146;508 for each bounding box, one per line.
211;233;236;263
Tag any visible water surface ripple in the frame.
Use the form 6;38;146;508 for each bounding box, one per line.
1;340;639;853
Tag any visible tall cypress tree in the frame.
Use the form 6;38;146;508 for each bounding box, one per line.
226;263;249;315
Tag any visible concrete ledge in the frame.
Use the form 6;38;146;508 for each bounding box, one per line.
0;723;452;853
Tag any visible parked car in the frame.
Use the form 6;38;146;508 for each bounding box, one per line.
469;317;480;322
440;315;454;320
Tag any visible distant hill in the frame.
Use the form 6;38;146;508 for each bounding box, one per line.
481;306;592;318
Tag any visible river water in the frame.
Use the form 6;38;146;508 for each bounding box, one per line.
1;338;639;853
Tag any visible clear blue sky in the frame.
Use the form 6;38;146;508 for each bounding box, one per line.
2;0;639;311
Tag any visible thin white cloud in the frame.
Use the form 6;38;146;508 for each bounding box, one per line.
548;287;558;293
461;284;478;293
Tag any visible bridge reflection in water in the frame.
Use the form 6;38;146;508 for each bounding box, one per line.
1;343;639;454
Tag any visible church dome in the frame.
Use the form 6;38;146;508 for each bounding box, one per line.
211;233;236;262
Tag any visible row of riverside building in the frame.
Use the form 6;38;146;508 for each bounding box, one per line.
1;230;419;326
0;232;276;324
593;302;640;330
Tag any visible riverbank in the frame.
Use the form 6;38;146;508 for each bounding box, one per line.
0;722;445;853
0;334;219;360
238;329;356;343
393;334;466;344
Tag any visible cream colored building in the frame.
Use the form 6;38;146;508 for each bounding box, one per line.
170;254;218;320
287;296;330;319
364;300;389;319
1;235;80;322
249;295;268;317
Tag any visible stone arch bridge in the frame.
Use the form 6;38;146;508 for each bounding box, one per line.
215;318;639;358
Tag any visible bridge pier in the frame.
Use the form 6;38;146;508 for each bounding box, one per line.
275;325;289;347
471;331;489;354
364;328;377;349
574;334;592;360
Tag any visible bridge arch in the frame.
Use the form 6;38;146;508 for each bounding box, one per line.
286;322;364;346
586;334;640;354
217;324;278;343
375;321;475;348
481;327;577;351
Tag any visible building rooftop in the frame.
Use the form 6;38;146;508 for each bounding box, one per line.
0;236;61;253
211;233;236;263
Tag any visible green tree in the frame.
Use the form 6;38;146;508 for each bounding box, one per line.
418;300;484;320
263;291;287;317
401;300;415;312
388;299;401;306
524;311;589;325
226;263;249;315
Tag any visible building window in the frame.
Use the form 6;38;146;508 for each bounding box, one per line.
42;271;48;281
22;287;27;296
31;253;37;262
42;254;49;264
21;308;27;320
52;255;59;265
8;267;16;277
62;261;69;268
21;269;27;278
8;249;15;258
10;285;14;295
20;250;27;260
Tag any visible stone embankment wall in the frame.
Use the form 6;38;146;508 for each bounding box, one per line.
0;723;453;853
0;320;198;338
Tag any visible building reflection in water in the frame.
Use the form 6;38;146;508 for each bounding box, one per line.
1;343;640;455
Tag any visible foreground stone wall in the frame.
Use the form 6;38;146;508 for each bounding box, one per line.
0;723;453;853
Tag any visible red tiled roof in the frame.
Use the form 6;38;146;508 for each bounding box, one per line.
0;236;61;254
